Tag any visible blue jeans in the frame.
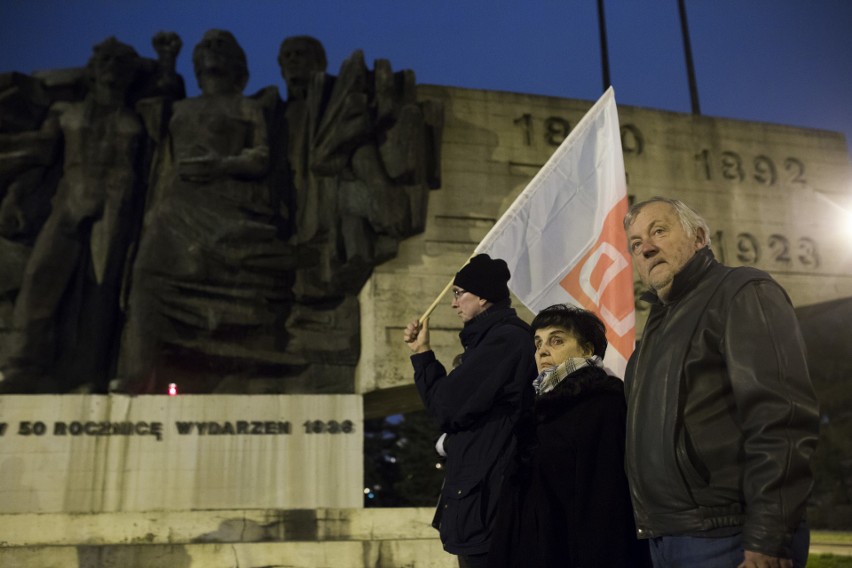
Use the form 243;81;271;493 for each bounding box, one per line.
648;522;809;568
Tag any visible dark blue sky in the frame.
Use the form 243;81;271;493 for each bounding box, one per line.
2;0;851;161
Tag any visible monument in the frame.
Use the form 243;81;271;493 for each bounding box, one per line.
0;30;446;567
1;27;851;568
0;31;442;395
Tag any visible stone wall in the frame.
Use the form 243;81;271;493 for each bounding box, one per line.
358;85;852;412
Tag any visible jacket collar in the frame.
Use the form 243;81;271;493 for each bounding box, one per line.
535;365;624;418
640;246;717;306
459;300;517;348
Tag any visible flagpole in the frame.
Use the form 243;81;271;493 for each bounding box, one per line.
597;0;611;92
403;284;450;343
678;0;701;115
418;277;454;323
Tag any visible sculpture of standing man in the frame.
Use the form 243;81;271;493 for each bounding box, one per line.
271;36;442;391
0;38;147;393
278;35;440;298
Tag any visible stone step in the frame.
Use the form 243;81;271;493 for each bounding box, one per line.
3;508;845;568
0;540;456;568
0;508;456;568
0;508;439;547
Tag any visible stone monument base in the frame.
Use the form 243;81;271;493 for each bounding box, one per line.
0;508;456;568
1;507;847;567
0;395;362;513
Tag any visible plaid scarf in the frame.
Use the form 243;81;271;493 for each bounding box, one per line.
533;355;604;395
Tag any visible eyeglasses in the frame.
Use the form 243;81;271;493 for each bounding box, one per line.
452;289;467;299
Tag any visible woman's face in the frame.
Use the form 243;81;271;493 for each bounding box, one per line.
193;31;246;94
533;326;590;373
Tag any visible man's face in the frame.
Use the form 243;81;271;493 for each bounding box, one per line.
626;202;705;301
451;286;488;323
278;39;323;87
91;46;138;91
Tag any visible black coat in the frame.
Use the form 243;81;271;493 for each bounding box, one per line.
412;303;536;556
488;365;650;568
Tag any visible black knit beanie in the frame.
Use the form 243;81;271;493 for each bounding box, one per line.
453;254;511;302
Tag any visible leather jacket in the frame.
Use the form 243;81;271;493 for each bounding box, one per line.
624;247;819;558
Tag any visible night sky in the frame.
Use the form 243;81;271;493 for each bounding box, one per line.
2;0;851;162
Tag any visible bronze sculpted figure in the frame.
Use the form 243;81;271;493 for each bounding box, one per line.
116;30;299;393
0;38;148;393
0;72;60;338
0;30;442;394
279;35;439;297
271;36;442;392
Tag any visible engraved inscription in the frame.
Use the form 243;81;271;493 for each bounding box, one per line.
513;113;643;155
303;419;355;434
722;151;746;182
714;230;820;270
695;150;807;187
797;237;820;268
736;232;761;264
544;117;571;146
768;234;791;265
513;113;532;146
754;155;777;186
784;157;807;185
620;124;644;155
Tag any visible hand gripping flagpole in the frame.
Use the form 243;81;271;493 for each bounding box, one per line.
404;293;449;342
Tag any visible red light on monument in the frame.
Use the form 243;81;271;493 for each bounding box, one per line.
168;383;178;396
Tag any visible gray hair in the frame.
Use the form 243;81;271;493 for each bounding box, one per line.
623;197;711;247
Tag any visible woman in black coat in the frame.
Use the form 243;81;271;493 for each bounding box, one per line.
488;304;649;568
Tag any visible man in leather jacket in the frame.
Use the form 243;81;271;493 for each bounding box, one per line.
403;254;536;568
623;197;819;568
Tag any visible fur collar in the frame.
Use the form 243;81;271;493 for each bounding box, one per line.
534;365;624;420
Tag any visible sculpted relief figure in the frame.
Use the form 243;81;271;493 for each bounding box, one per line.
273;36;442;391
0;30;441;394
115;30;301;394
0;74;57;245
0;72;59;326
0;38;148;393
279;35;440;295
0;30;182;263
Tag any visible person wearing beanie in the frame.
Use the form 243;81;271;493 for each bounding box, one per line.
403;254;536;568
452;254;511;305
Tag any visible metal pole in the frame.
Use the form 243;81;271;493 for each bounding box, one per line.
597;0;611;92
678;0;701;114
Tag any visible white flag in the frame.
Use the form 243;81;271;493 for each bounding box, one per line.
476;87;635;376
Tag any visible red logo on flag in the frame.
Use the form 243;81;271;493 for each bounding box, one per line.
559;197;635;361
